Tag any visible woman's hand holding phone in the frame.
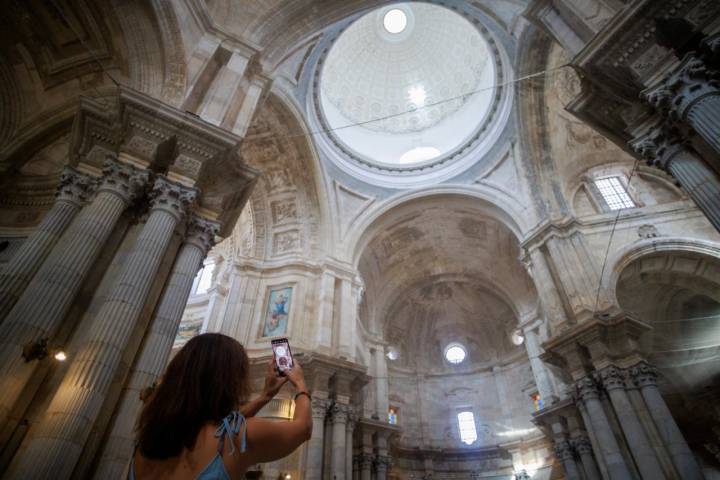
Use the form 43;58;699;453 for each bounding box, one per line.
262;355;288;400
285;361;307;393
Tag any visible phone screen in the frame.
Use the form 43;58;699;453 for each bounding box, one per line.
271;338;294;373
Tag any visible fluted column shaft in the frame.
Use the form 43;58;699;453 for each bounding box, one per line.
92;215;218;479
7;176;195;480
665;146;720;231
374;346;389;419
631;363;704;480
575;377;633;480
572;436;602;480
523;325;556;403
0;167;94;321
599;366;665;479
374;455;390;480
345;415;357;480
359;454;373;480
686;94;720;154
0;158;147;428
554;440;582;480
306;398;328;478
331;403;349;479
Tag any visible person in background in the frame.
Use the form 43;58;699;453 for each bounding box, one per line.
130;333;312;479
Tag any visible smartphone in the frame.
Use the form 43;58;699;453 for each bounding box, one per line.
271;338;294;374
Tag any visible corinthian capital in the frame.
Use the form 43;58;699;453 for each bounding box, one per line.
98;156;150;203
554;440;575;461
598;365;627;392
330;402;350;423
571;435;593;455
644;54;720;120
311;398;330;419
149;176;197;221
56;166;95;206
629;362;658;389
574;376;601;403
185;214;220;255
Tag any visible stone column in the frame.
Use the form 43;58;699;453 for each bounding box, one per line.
306;398;329;479
345;413;357;480
572;435;601;480
0;167;94;321
358;454;373;480
352;455;359;480
0;157;148;429
523;324;557;404
374;455;391;480
574;377;633;480
7;176;196;480
330;402;349;479
374;346;389;420
645;54;720;155
526;248;568;326
92;214;218;479
630;363;704;480
598;366;665;479
554;440;581;480
632;128;720;232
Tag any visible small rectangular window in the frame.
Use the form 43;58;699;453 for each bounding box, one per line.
594;177;635;210
457;411;477;445
193;263;215;295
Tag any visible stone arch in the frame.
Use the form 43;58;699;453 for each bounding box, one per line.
348;185;531;267
235;92;329;262
601;237;720;310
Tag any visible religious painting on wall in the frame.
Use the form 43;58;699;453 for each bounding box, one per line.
262;286;293;338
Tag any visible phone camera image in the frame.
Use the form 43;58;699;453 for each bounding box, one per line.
272;339;294;372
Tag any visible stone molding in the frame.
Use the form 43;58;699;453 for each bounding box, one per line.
356;453;374;469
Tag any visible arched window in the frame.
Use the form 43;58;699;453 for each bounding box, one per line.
388;407;399;425
594;176;635;210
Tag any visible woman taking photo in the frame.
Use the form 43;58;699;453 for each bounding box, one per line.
129;333;312;479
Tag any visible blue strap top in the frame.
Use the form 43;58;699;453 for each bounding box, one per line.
128;411;247;480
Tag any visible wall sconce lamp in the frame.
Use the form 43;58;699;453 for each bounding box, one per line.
22;338;67;363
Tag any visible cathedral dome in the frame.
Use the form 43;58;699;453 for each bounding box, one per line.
315;2;505;178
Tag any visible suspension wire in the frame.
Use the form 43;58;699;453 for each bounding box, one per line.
39;4;572;146
593;158;641;314
48;0;121;89
245;63;571;144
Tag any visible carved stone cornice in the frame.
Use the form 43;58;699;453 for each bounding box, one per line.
629;362;659;389
97;156;150;204
148;176;197;221
55;166;96;206
185;214;220;255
